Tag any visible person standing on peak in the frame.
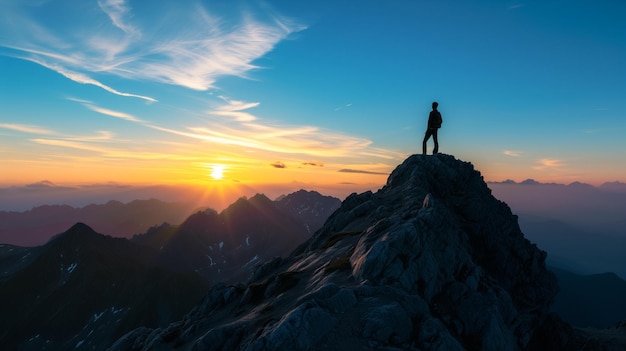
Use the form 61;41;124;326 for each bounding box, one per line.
422;101;442;155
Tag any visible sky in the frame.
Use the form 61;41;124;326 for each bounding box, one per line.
1;0;625;209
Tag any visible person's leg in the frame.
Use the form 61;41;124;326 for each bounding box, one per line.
422;130;432;155
432;129;439;154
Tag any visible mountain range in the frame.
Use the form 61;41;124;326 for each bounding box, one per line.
488;179;626;279
107;154;625;350
0;190;340;350
488;179;626;235
2;156;625;350
518;216;626;278
131;190;341;283
0;199;199;246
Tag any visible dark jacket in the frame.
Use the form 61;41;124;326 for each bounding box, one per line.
428;110;442;129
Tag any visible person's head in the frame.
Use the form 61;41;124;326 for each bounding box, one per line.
432;101;438;110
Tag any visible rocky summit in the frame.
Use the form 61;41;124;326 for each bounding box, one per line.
110;154;568;351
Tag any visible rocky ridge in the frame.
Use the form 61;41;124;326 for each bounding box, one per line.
110;154;576;350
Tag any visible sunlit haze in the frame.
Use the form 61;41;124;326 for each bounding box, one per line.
1;0;625;209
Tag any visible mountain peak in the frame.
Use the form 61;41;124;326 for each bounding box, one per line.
385;153;490;197
67;222;95;233
308;154;556;306
520;179;541;185
111;154;568;350
226;193;274;213
47;222;100;245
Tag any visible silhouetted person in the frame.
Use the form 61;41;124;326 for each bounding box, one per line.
422;101;442;154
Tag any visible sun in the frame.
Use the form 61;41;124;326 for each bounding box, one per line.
210;165;224;180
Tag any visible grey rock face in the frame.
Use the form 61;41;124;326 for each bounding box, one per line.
109;154;564;351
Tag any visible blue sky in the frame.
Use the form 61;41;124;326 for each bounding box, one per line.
1;0;625;200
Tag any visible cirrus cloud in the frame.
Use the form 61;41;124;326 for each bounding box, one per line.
533;158;565;170
503;149;523;157
0;0;305;97
338;169;388;175
0;123;55;135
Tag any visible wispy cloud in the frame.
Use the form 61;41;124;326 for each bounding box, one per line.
132;9;304;90
1;2;403;168
0;123;55;135
533;158;564;170
30;138;108;154
503;149;523;157
58;92;401;167
66;97;93;104
98;0;139;37
24;57;157;102
338;169;388;175
334;103;353;111
210;96;259;122
2;122;116;149
1;1;304;96
65;131;115;142
164;98;392;158
181;123;371;158
30;138;189;160
84;104;143;122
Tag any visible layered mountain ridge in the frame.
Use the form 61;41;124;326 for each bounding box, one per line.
110;154;581;350
0;190;340;350
0;199;198;246
131;190;341;283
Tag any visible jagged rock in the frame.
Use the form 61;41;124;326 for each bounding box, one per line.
109;154;580;350
248;301;338;351
417;317;464;351
361;302;412;344
298;283;357;314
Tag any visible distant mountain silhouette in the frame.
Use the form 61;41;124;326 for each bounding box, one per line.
551;267;626;328
518;216;626;278
275;189;341;235
0;223;209;351
599;181;626;193
132;191;341;284
0;199;198;246
0;189;341;350
600;182;626;193
488;179;626;280
111;154;624;350
488;179;626;235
